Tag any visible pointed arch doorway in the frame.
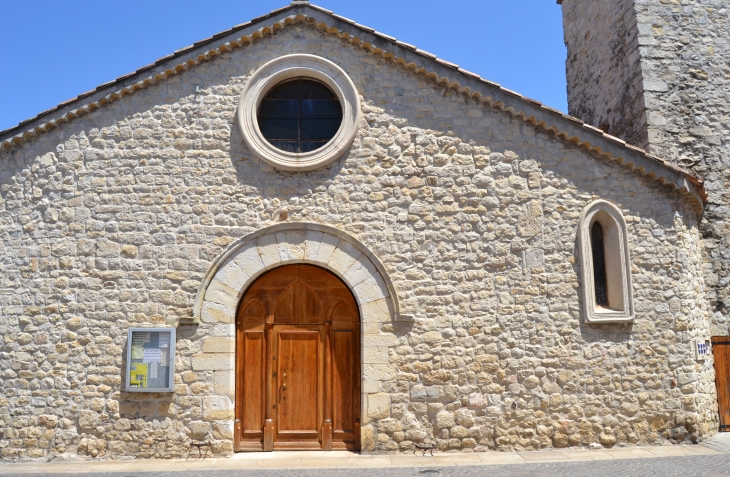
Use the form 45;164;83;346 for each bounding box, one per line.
235;264;361;451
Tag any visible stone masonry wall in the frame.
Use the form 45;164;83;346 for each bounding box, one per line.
634;0;730;337
561;0;730;336
561;0;649;149
0;21;715;460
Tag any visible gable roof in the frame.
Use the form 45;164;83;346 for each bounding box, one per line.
0;1;705;215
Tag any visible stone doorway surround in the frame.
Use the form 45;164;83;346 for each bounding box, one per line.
188;223;400;452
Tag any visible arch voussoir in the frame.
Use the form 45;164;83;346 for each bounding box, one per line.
191;223;400;325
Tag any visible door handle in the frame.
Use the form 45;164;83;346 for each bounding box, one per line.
283;372;287;391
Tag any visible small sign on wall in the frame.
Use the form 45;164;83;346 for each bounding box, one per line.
695;339;710;361
125;328;176;392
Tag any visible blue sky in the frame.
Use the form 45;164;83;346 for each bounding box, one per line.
0;1;567;132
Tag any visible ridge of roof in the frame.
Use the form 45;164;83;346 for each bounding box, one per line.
0;3;705;215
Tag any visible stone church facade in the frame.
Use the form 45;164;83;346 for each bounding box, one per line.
0;0;723;460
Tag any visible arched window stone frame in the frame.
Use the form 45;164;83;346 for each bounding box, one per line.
578;200;635;323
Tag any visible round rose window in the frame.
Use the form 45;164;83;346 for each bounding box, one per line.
257;78;343;153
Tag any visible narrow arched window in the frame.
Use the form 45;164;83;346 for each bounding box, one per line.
591;222;608;307
578;200;634;323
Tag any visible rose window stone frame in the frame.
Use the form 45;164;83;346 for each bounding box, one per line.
237;54;361;172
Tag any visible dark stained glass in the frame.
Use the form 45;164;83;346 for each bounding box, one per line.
258;78;343;153
591;222;609;307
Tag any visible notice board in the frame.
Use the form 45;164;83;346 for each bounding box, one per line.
125;328;176;392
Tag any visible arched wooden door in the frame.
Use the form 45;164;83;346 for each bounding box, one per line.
235;264;361;451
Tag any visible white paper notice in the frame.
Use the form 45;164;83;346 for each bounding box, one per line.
132;332;150;343
159;333;171;348
150;361;158;379
143;348;162;363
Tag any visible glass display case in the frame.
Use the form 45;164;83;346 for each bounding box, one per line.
125;328;176;392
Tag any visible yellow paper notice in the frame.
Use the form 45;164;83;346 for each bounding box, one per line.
130;363;148;388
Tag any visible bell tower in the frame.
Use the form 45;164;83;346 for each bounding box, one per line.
560;0;730;334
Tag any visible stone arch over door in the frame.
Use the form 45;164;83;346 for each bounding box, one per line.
193;223;399;324
190;223;400;453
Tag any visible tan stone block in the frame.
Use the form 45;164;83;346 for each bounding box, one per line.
214;371;234;396
120;245;138;258
315;233;339;265
363;346;389;364
214;259;250;293
203;337;234;353
285;230;307;260
328;240;362;275
205;279;239;307
257;234;283;268
367;393;391;419
363;363;397;384
213;421;234;439
203;396;233;420
97;242;120;257
362;321;380;335
304;230;324;262
201;301;235;324
191;354;233;371
59;208;75;222
362;379;382;394
361;425;376;451
343;257;379;289
275;232;294;262
361;298;392;326
366;334;397;347
233;242;266;278
353;275;388;305
181;371;197;384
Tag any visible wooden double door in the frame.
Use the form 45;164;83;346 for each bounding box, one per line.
235;264;361;451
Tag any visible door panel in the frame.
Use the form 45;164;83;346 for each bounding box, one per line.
235;264;361;451
299;282;324;325
276;329;321;437
333;330;355;434
242;332;266;435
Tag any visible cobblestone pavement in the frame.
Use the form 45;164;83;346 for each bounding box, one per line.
703;433;730;454
3;454;730;477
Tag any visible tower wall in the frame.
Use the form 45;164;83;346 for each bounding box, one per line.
561;0;730;335
561;0;649;149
